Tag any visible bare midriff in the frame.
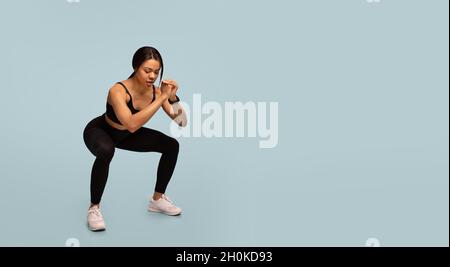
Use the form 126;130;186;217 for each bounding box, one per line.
104;113;128;131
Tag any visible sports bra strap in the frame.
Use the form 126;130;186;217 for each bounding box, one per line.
117;82;132;99
117;82;156;103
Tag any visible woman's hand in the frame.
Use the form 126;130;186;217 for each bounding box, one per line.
162;79;179;100
160;81;173;98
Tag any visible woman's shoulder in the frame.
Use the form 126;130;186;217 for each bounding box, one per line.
110;80;132;93
115;79;132;89
107;81;130;102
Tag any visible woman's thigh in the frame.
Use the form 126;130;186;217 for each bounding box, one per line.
83;117;116;158
116;127;178;153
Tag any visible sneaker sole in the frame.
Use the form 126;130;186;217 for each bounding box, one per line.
87;223;106;232
148;207;182;216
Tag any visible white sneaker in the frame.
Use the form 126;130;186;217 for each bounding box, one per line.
87;207;106;231
148;194;182;216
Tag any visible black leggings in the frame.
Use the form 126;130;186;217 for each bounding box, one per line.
83;114;179;204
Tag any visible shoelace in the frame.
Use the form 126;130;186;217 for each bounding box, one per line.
162;194;173;204
88;209;102;219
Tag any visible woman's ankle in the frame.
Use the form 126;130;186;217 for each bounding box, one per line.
152;192;163;201
89;203;100;210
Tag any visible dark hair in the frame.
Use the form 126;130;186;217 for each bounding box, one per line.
128;46;164;86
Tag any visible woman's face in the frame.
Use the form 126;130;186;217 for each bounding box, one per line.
134;59;161;88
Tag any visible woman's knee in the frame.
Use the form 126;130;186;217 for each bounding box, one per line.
166;137;179;154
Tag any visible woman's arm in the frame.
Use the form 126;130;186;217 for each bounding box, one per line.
155;82;187;127
109;84;170;133
161;99;187;127
160;80;188;127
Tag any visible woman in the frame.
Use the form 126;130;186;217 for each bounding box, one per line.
83;46;186;231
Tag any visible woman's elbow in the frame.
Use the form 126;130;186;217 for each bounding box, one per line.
128;126;138;133
123;119;138;133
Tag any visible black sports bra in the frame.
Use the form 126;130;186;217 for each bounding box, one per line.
105;82;155;125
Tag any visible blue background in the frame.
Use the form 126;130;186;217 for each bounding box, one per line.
0;0;448;246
